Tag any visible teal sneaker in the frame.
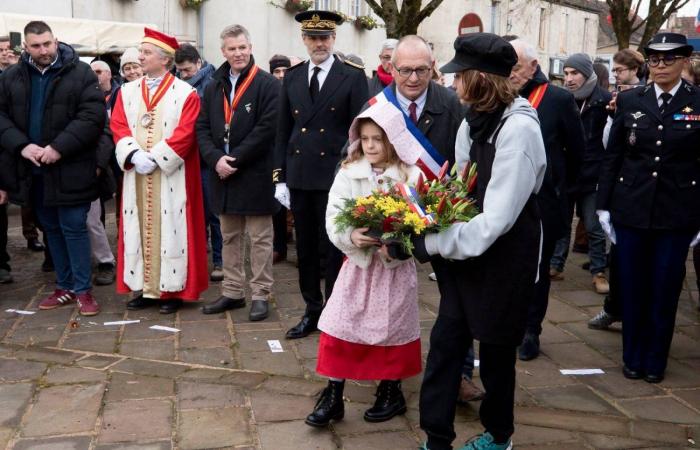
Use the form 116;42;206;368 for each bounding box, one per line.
458;432;513;450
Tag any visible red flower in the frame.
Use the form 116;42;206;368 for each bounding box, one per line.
467;174;478;194
382;216;400;232
353;206;367;218
436;195;447;214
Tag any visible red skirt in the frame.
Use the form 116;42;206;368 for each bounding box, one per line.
316;332;422;380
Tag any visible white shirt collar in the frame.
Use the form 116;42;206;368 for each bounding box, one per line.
654;78;682;101
308;55;335;75
396;87;428;116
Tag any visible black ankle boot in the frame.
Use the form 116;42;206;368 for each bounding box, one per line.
305;380;345;427
363;380;407;422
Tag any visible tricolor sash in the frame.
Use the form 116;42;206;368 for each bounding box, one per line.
368;86;446;180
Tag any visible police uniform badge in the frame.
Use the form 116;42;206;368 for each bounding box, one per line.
682;106;693;114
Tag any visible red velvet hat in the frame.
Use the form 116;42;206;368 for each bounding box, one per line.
142;27;179;54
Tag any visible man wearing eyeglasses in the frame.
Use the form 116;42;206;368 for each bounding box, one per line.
273;10;369;340
596;32;700;384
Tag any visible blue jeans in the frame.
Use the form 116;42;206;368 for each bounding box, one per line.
32;177;92;294
550;191;607;275
200;168;222;266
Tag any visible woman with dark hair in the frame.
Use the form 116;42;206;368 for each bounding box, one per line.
414;33;546;450
594;62;611;91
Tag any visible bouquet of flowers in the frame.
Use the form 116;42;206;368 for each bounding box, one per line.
409;161;479;231
334;189;429;254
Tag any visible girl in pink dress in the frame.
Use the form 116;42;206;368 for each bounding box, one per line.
305;101;424;428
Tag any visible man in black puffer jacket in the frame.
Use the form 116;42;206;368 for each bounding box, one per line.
0;21;105;316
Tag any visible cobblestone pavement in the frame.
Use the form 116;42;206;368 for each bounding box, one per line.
0;205;699;449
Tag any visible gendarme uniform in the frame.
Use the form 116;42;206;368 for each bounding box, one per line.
597;32;700;381
273;10;369;335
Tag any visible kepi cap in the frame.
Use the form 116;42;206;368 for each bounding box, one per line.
440;33;517;77
644;32;693;56
142;27;179;55
295;10;343;36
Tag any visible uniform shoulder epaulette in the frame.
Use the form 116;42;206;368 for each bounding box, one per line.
344;59;364;70
640;84;653;95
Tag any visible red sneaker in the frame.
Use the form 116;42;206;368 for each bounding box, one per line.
76;292;100;316
39;289;76;310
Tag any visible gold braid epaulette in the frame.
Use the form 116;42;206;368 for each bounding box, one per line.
272;169;282;183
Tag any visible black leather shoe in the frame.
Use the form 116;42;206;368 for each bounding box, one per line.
622;366;643;380
202;296;245;315
285;315;318;339
27;238;44;252
363;380;407;423
644;373;664;384
159;299;182;314
305;380;345;427
518;332;540;361
249;300;269;321
127;295;156;310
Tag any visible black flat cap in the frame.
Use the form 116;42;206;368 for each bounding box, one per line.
295;10;343;35
440;33;517;77
644;32;693;56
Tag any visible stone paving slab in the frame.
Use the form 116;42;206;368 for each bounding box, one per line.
0;212;698;448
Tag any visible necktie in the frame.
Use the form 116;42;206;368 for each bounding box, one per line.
659;92;672;114
310;66;321;103
408;102;418;124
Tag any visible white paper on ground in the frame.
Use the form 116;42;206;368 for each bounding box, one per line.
104;320;141;326
5;309;36;315
560;368;604;375
267;339;284;353
150;325;180;332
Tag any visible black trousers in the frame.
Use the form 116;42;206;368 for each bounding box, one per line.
272;205;288;255
525;218;558;335
420;315;516;449
603;244;622;318
616;225;693;375
0;204;10;271
290;189;339;316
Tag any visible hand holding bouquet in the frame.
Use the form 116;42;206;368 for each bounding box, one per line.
334;189;429;255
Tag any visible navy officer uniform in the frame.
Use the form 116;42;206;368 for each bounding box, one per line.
273;10;369;339
597;32;700;383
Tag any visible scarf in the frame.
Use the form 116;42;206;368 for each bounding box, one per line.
376;64;393;87
569;72;597;100
465;104;507;144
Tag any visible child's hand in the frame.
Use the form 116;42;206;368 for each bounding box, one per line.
351;227;380;248
378;245;393;261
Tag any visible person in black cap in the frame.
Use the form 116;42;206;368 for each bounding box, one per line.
268;54;292;265
273;10;369;340
269;54;291;81
413;33;546;450
596;32;700;384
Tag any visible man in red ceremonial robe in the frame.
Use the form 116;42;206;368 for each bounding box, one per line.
110;28;208;314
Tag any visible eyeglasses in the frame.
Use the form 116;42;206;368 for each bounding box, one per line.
646;55;685;67
396;66;431;78
611;67;631;74
379;55;392;61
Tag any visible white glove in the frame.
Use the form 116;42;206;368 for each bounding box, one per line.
274;183;291;209
596;210;616;245
691;230;700;247
131;150;157;175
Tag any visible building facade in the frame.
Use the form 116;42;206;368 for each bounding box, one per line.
1;0;599;78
